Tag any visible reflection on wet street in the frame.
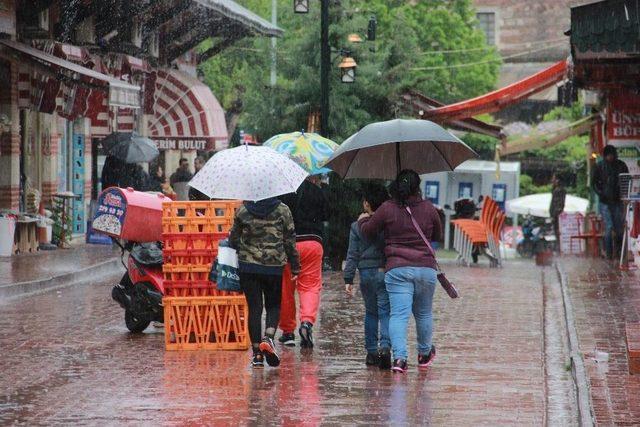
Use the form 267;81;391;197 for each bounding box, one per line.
1;262;555;425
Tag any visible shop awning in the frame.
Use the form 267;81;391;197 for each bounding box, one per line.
422;60;568;123
499;114;598;156
0;39;140;109
194;0;283;37
148;69;228;152
401;90;503;138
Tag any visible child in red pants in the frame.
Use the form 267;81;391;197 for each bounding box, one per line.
279;177;329;348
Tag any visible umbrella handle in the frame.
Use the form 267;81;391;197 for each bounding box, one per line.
396;142;401;175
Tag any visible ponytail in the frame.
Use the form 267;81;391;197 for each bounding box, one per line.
390;169;420;205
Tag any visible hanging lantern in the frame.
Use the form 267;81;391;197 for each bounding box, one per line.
367;15;377;41
348;33;363;43
294;0;309;13
338;56;357;83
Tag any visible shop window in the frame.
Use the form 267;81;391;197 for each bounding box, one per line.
492;183;507;210
459;182;473;199
476;12;496;45
424;181;440;205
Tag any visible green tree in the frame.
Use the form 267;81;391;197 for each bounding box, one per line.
514;102;590;198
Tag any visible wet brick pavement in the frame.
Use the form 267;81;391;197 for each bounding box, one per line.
560;258;640;426
0;244;119;286
0;260;561;425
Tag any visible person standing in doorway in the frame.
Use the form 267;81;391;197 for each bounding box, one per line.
169;158;193;186
229;197;300;368
189;155;209;200
592;145;629;259
359;170;441;373
279;176;329;348
549;174;566;251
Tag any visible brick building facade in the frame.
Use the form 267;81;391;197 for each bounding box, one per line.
472;0;584;122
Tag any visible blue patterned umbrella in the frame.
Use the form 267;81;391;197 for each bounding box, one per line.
263;131;338;175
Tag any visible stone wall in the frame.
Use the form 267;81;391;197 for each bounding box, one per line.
472;0;582;62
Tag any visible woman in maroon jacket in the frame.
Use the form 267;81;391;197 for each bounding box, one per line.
359;170;441;373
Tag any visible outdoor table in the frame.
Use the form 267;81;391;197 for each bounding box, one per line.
14;216;39;254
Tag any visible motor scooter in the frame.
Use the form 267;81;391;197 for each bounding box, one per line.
111;241;165;333
91;187;168;333
517;216;555;258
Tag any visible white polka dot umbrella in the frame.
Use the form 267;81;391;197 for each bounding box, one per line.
188;145;309;201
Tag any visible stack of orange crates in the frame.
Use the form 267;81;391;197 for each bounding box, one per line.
161;200;250;350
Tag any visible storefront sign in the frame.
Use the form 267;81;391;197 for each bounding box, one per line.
93;188;127;237
153;138;210;151
0;0;15;36
608;92;640;173
559;212;583;254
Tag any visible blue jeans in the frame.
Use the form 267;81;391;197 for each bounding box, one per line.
385;266;437;361
359;268;390;353
599;202;624;259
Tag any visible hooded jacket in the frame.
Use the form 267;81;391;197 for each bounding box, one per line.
280;180;329;242
229;198;300;275
343;221;385;284
359;195;441;272
592;156;629;205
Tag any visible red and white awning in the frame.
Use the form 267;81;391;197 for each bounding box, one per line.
147;69;228;151
1;40;140;122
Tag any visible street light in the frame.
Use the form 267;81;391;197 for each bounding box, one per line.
348;33;363;43
293;0;309;13
367;15;377;41
338;56;357;83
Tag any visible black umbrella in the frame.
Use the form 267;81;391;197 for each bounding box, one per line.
324;119;478;179
107;132;159;163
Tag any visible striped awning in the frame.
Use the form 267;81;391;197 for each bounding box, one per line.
1;40;140;120
147;69;228;151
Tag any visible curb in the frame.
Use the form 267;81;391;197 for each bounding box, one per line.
0;258;124;301
555;261;595;427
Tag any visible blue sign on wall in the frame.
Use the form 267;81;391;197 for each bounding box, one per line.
492;183;507;210
458;182;473;199
72;134;85;234
424;181;439;205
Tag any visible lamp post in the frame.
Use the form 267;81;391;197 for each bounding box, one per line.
294;1;373;137
320;0;330;137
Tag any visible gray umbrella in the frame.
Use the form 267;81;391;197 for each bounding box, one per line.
108;132;159;163
324;119;478;179
99;132;133;152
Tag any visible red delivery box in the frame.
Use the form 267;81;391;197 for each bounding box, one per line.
92;187;167;242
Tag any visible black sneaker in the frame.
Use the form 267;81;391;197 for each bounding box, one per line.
299;321;314;348
259;337;281;367
392;358;408;373
418;345;436;369
251;351;264;368
365;352;379;366
379;347;392;370
278;332;296;347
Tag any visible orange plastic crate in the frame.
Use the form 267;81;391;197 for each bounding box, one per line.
163;295;250;351
162;217;233;234
164;280;242;297
162;201;241;220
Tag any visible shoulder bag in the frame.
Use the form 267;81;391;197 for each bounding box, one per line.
405;206;459;299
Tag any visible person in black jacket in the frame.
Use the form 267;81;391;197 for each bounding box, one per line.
592;145;629;259
147;165;165;192
278;176;329;348
188;155;209;200
100;155;124;190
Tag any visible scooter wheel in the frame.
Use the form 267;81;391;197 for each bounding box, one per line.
124;310;151;333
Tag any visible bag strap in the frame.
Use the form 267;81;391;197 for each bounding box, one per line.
405;206;438;262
